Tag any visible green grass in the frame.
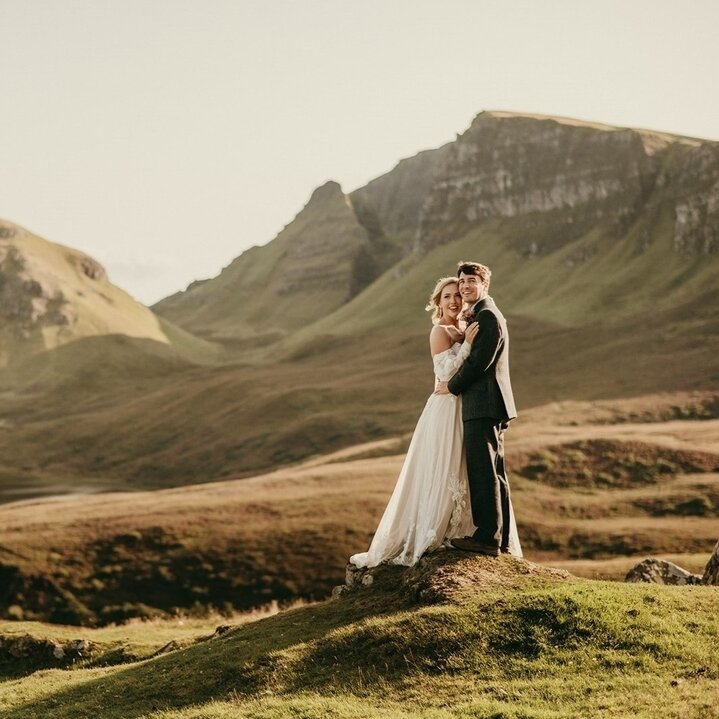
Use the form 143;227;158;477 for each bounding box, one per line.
1;565;717;718
0;604;303;680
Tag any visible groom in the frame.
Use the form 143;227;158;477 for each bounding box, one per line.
436;261;517;557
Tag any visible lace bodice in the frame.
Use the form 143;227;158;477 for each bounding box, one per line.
433;341;471;382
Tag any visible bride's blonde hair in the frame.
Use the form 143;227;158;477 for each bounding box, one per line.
425;276;459;324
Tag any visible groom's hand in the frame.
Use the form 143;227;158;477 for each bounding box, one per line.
434;381;449;395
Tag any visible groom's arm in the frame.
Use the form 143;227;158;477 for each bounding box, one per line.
447;312;502;395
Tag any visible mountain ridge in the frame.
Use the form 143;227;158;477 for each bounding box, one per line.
153;110;719;349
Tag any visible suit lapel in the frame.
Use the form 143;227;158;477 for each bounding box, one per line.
470;296;492;317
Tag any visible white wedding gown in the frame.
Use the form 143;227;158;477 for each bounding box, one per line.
350;341;522;568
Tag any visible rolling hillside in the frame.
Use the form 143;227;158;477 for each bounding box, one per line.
0;111;717;635
0;112;717;498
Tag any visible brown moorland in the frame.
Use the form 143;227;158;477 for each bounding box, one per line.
1;393;716;626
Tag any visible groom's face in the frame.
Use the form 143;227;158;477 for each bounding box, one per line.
458;272;484;304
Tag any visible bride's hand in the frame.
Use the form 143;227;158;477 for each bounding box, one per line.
465;322;479;345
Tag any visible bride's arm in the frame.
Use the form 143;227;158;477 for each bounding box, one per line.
429;324;454;356
432;323;478;383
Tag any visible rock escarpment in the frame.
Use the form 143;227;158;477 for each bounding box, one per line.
417;113;657;254
669;143;719;255
414;112;717;258
350;143;453;240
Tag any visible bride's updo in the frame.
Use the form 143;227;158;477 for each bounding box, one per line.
425;276;459;324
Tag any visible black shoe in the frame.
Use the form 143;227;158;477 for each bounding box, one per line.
450;537;500;557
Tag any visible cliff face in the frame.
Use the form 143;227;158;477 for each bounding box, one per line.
350;143;452;240
414;112;717;258
664;142;719;255
416;113;652;254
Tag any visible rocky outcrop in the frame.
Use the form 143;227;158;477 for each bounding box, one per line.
0;242;76;339
624;558;703;585
702;540;719;585
350;144;453;239
667;144;719;255
275;181;368;295
415;112;660;254
333;550;572;605
0;633;95;676
626;541;719;586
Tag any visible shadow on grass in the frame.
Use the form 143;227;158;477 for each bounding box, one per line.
3;587;409;719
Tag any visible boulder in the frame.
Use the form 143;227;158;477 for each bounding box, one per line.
625;558;703;585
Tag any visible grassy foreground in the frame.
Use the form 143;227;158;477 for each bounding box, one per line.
1;556;717;718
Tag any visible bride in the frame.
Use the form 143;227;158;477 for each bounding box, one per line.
350;276;522;568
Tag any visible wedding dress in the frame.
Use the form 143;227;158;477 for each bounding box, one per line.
350;341;522;568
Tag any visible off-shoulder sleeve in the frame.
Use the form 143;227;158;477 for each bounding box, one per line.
432;342;471;381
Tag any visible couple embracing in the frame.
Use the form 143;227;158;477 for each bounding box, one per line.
351;261;522;568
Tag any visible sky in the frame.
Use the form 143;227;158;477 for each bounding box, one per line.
1;1;717;305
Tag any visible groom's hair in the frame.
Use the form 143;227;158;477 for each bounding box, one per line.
457;261;491;290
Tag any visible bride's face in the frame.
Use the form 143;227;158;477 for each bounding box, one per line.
439;284;462;321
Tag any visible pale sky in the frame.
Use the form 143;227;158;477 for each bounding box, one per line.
1;0;717;305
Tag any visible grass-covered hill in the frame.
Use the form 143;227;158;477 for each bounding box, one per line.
0;288;715;500
0;219;219;374
153;180;402;345
0;220;174;364
1;554;718;718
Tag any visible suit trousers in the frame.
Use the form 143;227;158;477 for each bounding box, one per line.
463;417;512;549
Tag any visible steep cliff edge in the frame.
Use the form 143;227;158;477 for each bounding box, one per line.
349;143;453;241
415;111;714;257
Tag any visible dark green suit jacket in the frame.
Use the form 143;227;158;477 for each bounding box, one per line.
447;296;517;422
